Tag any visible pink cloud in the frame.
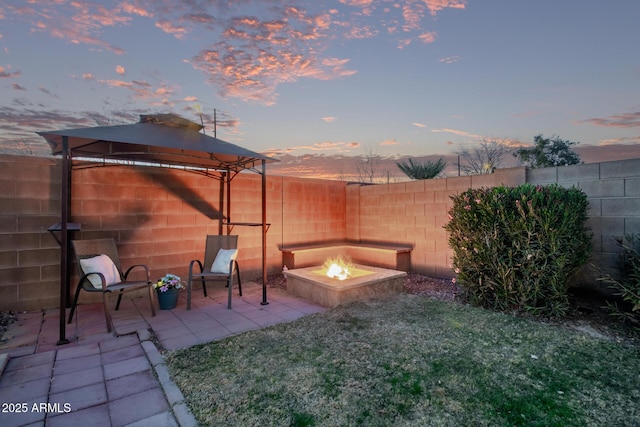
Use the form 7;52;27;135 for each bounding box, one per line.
412;122;428;128
6;1;131;54
120;3;154;18
0;65;20;78
3;1;468;106
438;56;460;64
419;32;437;43
156;19;188;39
423;0;467;16
116;65;125;75
322;116;336;123
580;111;640;128
97;78;178;104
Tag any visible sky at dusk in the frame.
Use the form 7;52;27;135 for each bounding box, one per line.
1;0;639;179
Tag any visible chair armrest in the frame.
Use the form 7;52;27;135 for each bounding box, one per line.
123;264;151;282
81;272;107;291
188;260;204;277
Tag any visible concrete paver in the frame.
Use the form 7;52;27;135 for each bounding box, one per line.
0;282;324;426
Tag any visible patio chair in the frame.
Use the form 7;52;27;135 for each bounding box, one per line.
188;235;242;310
69;238;156;333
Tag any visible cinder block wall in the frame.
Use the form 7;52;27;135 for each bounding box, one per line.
527;158;640;292
346;167;526;277
0;155;61;312
0;154;346;311
3;152;640;311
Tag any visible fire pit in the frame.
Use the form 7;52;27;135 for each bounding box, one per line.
285;256;406;307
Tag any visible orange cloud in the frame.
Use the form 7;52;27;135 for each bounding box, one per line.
380;139;399;146
432;128;482;139
322;116;336;123
116;65;125;75
599;136;640;145
267;141;361;155
412;122;428;128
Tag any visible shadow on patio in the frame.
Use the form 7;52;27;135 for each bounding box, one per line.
1;281;325;357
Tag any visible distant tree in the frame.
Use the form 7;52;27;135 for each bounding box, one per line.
356;147;381;183
514;134;581;168
455;139;511;175
396;157;447;180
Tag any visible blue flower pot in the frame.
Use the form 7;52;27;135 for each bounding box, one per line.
157;288;179;310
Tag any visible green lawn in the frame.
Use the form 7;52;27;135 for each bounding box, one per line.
165;294;640;426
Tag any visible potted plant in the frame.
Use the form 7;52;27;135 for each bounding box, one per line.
154;273;184;310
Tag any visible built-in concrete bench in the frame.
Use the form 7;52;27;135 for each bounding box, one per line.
280;241;412;271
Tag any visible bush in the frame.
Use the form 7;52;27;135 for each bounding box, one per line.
598;235;640;326
445;184;592;316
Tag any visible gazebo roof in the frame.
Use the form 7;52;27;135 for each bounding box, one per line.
38;113;276;172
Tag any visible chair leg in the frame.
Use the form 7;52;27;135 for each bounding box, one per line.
227;274;233;309
188;260;204;311
103;293;113;333
147;283;156;317
67;284;83;324
115;291;124;310
236;261;242;296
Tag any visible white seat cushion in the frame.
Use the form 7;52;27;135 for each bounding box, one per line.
210;249;238;273
79;254;121;288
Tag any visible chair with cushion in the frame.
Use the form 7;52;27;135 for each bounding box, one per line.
188;235;241;310
69;238;156;333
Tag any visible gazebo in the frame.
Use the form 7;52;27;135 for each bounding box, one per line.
38;113;277;344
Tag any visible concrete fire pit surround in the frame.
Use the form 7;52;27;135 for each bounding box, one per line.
285;264;406;308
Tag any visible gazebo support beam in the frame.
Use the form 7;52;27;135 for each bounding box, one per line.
261;159;269;305
58;136;70;345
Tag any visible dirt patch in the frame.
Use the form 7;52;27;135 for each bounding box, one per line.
0;311;17;341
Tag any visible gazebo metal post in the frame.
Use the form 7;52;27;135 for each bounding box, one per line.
226;168;231;234
218;171;225;235
58;136;70;345
261;159;269;305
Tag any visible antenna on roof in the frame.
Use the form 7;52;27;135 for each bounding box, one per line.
214;108;217;139
194;104;206;135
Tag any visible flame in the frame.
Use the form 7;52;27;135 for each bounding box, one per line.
323;256;353;280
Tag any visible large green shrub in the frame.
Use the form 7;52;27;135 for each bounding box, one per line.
445;184;592;316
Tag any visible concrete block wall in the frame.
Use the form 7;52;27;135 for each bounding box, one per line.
0;155;62;311
527;158;640;290
0;154;347;311
347;167;525;278
3;152;639;311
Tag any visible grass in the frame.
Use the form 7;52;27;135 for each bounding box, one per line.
165;294;640;426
